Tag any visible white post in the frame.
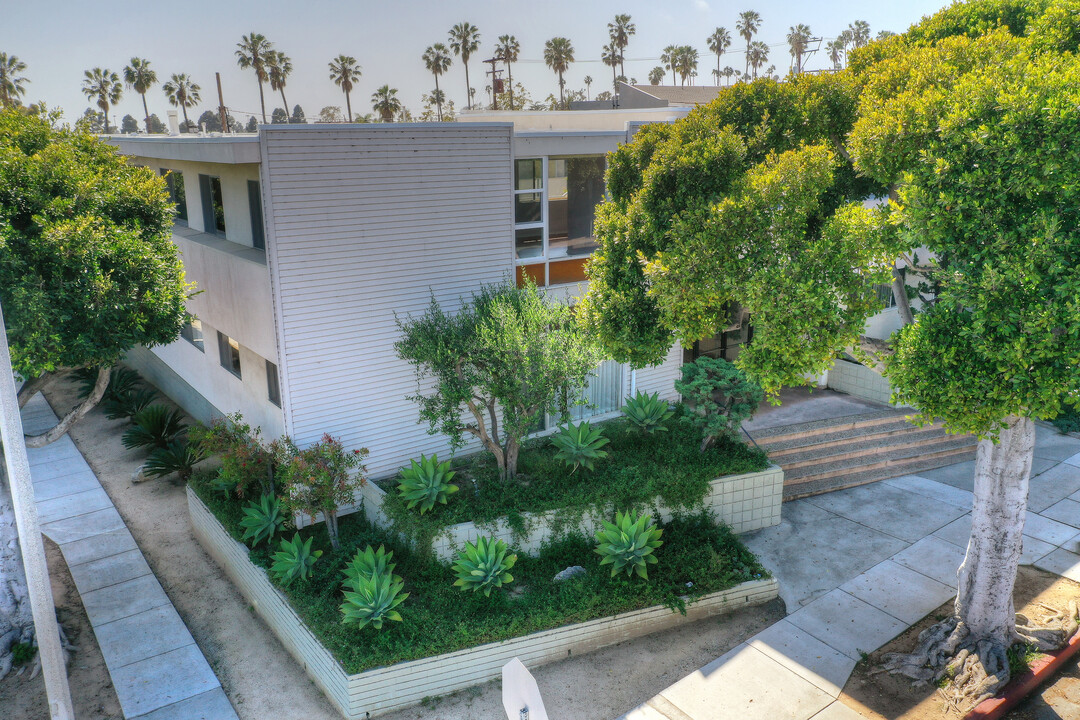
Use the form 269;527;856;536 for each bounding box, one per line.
0;301;75;720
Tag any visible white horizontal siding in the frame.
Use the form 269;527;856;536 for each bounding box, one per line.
261;125;513;478
634;341;684;402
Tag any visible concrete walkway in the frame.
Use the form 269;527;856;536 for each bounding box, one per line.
622;426;1080;720
22;394;238;720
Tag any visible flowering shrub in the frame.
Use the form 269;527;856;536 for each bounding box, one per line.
188;413;275;498
276;434;368;551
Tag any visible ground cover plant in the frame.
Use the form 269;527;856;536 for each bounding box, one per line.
189;469;767;673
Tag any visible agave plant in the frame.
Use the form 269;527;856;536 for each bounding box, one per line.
551;421;610;473
397;454;458;514
270;533;322;585
595;510;664;580
102;387;159;420
343;544;399;590
452;536;516;597
622;391;675;434
143;440;205;481
239;493;287;547
340;571;408;630
122;405;187;450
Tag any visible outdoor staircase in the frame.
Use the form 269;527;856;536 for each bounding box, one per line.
748;409;978;500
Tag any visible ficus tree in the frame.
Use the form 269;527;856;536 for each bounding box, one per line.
0;108;188;677
395;280;603;482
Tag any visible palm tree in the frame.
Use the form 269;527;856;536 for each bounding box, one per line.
648;66;665;86
162;73;200;129
674;46;699;86
0;53;29;108
235;32;274;123
448;22;481;109
706;28;731;86
826;38;845;70
748;40;769;79
81;68;121;133
608;14;635;80
267;51;293;121
122;58;157;132
372;85;402;122
494;35;520;110
422;44;452;121
582;75;593;100
661;45;680;86
736;10;763;77
328;55;361;122
602;42;621;92
849;20;871;48
786;24;812;74
877;29;897;40
543;37;574;109
723;66;736;85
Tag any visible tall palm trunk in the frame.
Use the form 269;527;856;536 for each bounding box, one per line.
716;56;721;85
279;89;288;122
140;92;151;132
507;62;514;110
558;71;564;107
745;41;751;76
101;101;110;133
434;73;442;121
464;60;471;110
345;90;353;122
611;63;617;92
181;105;190;127
258;80;266;123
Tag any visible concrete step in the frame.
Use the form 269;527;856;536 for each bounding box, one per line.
783;437;978;484
776;427;964;471
783;448;979;501
748;409;909;446
763;419;944;459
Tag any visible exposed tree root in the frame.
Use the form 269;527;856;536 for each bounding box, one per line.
881;600;1080;715
0;620;77;682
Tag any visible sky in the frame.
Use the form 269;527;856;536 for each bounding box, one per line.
4;0;950;126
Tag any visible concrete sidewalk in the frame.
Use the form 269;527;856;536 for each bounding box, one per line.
622;428;1080;720
23;394;238;720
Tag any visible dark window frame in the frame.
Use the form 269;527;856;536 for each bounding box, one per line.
248;180;265;250
180;317;204;352
217;331;242;379
198;173;227;237
266;359;281;407
160;168;188;224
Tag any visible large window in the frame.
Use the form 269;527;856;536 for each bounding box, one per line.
161;169;187;223
180;317;204;352
248;180;265;250
513;156;606;287
534;359;625;432
198;174;227;236
217;331;242;379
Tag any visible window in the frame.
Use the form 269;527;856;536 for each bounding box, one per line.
217;332;242;378
248;180;265;250
533;359;625;432
198;174;227;236
180;317;204;352
266;360;281;407
872;283;898;308
512;156;606;287
160;169;188;223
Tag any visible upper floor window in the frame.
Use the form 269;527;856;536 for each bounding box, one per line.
198;174;227;237
160;169;188;224
248;180;265;250
266;360;281;407
180;317;204;352
217;331;242;379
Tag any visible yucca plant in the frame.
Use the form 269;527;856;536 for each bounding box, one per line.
452;536;516;597
397;454;458;514
551;421;610;473
595;510;664;580
340;572;408;630
622;391;675;434
239;493;287;547
270;533;322;585
343;544;399;590
143;440;205;481
102;387;158;420
122;405;187;450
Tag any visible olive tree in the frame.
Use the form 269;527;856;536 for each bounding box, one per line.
395;281;603;481
0;108;188;677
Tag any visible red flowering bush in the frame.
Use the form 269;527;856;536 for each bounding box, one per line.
189;413;275;498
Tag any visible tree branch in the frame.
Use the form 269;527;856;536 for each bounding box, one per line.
24;366;110;448
892;265;915;327
16;369;69;409
849;336;894;374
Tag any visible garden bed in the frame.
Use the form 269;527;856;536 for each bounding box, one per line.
188;476;778;718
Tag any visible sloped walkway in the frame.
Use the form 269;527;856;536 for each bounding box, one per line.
621;430;1080;720
22;394;238;720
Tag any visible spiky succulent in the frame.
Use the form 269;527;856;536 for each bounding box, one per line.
122;404;187;450
622;391;675;434
143;440;204;481
270;533;322;585
103;387;159;420
595;510;664;580
343;545;399;590
340;571;408;630
239;493;287;547
397;453;458;514
452;536;516;597
551;421;610;473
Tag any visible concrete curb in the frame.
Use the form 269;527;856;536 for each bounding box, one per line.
965;629;1080;720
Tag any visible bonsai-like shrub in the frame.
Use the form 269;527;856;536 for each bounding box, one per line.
276;434;368;551
551;421;609;473
122;405;187;450
622;390;675;434
595;510;664;580
675;357;763;451
452;536;516;597
270;533;321;585
395;280;603;482
340;572;408;630
189;413;275;498
239;493;287;547
397;454;458;514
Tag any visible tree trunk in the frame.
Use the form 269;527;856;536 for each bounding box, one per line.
464;61;471;110
24;366;109;448
892;265;915;326
258;80;266;123
434;73;442;121
0;468;34;680
280;89;288;122
324;508;340;551
504;438;520;480
507;63;514;110
141;92;151;133
345;91;352;123
16;372;57;409
956;416;1034;647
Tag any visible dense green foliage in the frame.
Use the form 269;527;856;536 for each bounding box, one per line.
675;358;764;450
143;440;203;481
190;472;767;673
340;572;408;630
395;281;603;480
595;510;664;579
270;533;322;585
103;387;158;421
551;421;610;473
0;109;188;378
239;493;287;547
451;536;517;596
189;413;275;498
621;391;675;434
396;454;458;515
343;545;400;586
121;404;187;450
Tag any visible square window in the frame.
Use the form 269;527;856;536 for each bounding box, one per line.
180;317;204;352
515;159;543;191
514;192;542;224
515;227;544;260
217;331;242;379
266;360;281;407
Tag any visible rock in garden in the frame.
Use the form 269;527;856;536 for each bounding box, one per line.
553;565;586;582
131;465;149;483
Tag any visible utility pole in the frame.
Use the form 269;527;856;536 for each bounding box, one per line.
484;56;504;110
216;73;229;133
